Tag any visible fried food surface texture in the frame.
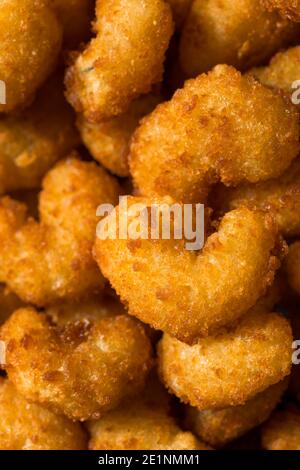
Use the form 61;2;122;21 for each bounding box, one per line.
0;0;62;112
0;74;79;194
185;379;288;447
0;378;87;450
213;158;300;238
65;0;174;122
88;376;210;450
158;310;292;409
179;0;300;77
130;65;299;203
0;156;120;305
0;306;152;420
262;0;300;21
95;196;283;343
262;405;300;450
77;94;160;177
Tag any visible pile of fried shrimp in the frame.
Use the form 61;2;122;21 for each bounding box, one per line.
2;0;300;451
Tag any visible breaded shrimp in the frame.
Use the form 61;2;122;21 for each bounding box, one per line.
0;378;87;450
78;94;160;177
262;0;300;22
0;155;120;306
179;0;300;77
0;0;62;113
0;74;79;194
130;65;299;204
88;376;210;450
65;0;174;122
158;309;292;410
250;45;300;102
185;379;288;447
47;294;126;326
52;0;94;48
213;159;300;238
262;405;300;450
0;307;152;421
94;196;284;343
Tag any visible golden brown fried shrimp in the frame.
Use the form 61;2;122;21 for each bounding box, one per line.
88;376;209;450
65;0;174;122
158;310;292;409
179;0;300;78
0;74;79;194
213;159;300;238
262;0;300;21
47;294;126;326
166;0;192;29
0;307;152;421
0;0;62;113
250;45;300;101
130;65;299;204
0;285;23;325
262;405;300;450
78;94;160;177
0;378;87;450
95;196;283;343
52;0;94;48
286;242;300;294
185;379;288;447
0;155;120;306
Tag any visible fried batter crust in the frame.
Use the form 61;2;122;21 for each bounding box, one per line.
158;310;292;409
0;156;120;305
262;0;300;21
65;0;174;121
95;197;283;343
0;378;87;450
0;0;62;112
1;307;152;421
0;74;79;194
262;405;300;450
89;377;209;450
130;65;299;203
179;0;300;77
185;379;288;447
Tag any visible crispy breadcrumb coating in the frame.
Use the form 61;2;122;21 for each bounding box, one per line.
52;0;94;48
88;376;210;450
262;0;300;21
250;45;300;101
78;94;160;177
95;196;284;343
0;74;79;194
0;0;62;113
0;378;87;450
213;159;300;238
0;307;152;421
185;379;288;447
130;65;299;203
65;0;174;122
0;155;120;306
158;310;292;409
47;294;126;326
179;0;300;77
262;405;300;450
